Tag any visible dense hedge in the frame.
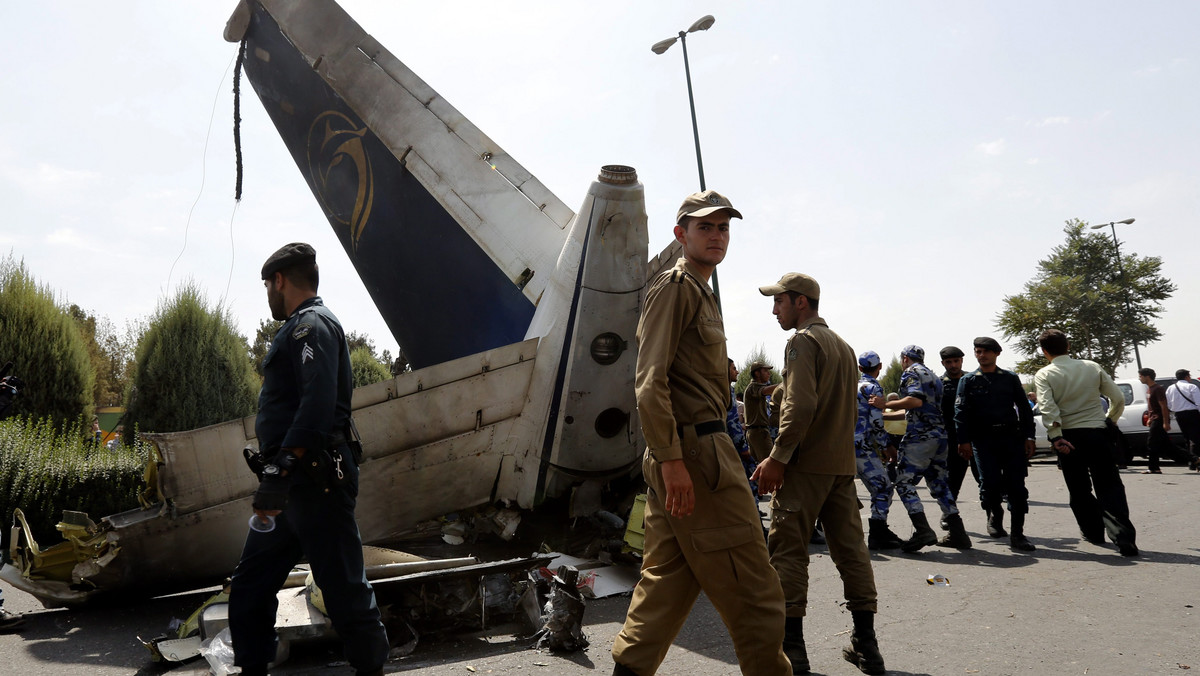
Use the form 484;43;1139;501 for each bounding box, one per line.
124;282;258;433
0;256;95;425
0;416;148;546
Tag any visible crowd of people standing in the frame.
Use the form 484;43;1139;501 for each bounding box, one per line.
611;188;1174;676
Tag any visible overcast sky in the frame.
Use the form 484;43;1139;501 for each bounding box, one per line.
3;1;1197;381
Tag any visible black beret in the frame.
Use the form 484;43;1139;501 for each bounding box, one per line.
261;242;316;280
973;336;1002;353
939;346;964;359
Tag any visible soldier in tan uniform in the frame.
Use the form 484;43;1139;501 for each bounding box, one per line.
751;273;885;676
611;191;791;676
744;361;779;463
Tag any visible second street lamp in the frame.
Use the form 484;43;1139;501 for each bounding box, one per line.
652;15;723;305
1090;218;1140;369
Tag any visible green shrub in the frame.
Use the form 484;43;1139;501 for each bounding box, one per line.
350;345;392;388
125;282;258;433
0;255;95;424
0;416;147;545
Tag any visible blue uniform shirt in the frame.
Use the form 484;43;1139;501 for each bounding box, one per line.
256;296;353;455
855;374;886;449
899;362;945;441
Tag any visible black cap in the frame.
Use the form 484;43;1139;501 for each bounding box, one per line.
1178;369;1192;380
973;336;1002;353
261;242;316;280
939;346;964;360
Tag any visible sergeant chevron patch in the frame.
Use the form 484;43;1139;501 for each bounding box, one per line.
301;343;315;364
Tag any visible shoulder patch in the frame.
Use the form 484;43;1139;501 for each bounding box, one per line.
292;323;313;340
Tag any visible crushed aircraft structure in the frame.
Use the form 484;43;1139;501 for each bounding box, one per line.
3;0;679;607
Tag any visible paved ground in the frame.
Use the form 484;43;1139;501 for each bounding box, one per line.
4;458;1200;675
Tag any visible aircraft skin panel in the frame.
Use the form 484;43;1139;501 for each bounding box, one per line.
145;338;538;515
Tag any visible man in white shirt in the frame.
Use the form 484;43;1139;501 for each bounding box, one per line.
1033;329;1138;557
1166;369;1200;459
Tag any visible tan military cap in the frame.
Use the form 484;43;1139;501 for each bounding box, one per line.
758;272;820;300
675;190;743;224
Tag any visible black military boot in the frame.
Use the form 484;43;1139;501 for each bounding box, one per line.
1009;511;1036;552
842;610;886;675
867;518;903;550
937;513;973;549
612;663;639;676
986;508;1008;538
900;512;938;552
783;616;810;673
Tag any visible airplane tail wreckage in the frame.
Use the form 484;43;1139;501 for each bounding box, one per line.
4;0;682;607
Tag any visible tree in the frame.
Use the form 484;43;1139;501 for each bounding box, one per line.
68;305;133;408
996;220;1176;375
350;346;392;388
0;255;94;424
346;331;377;359
735;344;783;396
879;355;903;395
125;282;259;433
250;318;284;376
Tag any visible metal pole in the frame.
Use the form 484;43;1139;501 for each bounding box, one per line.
1108;222;1142;370
679;32;706;191
678;32;721;307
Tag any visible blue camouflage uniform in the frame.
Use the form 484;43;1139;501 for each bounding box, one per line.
855;373;895;521
229;296;389;673
893;360;959;516
728;384;758;492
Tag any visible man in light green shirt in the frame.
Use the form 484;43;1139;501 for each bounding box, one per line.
1033;329;1137;556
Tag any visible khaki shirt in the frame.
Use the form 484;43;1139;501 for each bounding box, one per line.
769;316;857;475
1033;355;1124;439
636;258;728;462
744;381;772;427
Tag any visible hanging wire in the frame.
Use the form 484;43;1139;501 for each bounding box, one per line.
164;52;237;297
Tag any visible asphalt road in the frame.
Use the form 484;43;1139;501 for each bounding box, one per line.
4;458;1200;675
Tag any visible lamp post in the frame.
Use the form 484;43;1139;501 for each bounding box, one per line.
1090;218;1140;369
652;15;721;303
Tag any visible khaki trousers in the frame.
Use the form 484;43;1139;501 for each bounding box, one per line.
746;427;773;463
612;432;791;676
768;472;878;617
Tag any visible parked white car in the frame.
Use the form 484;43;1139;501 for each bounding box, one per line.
1112;377;1193;458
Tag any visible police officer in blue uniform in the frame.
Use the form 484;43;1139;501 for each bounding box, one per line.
871;345;971;552
854;351;902;550
230;243;388;676
954;336;1037;552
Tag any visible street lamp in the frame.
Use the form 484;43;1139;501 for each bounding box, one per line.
651;15;715;191
652;15;722;303
1090;218;1140;369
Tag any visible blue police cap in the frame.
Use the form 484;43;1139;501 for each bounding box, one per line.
858;351;882;369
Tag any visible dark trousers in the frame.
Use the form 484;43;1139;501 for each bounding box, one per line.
229;451;388;671
946;442;979;502
1147;418;1196;471
1058;428;1136;547
1175;409;1200;452
972;435;1029;514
